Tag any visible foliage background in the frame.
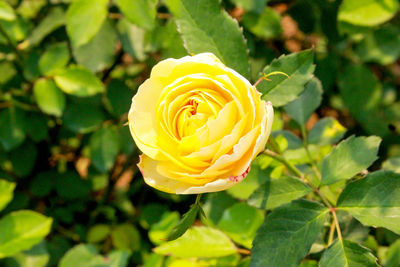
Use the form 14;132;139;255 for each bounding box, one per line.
0;0;400;266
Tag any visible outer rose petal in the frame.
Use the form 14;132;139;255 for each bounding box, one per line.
138;103;274;194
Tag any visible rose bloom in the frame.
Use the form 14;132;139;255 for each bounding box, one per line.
128;53;273;194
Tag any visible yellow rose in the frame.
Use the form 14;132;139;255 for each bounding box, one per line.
128;53;273;194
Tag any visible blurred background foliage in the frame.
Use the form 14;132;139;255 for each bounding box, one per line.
0;0;400;266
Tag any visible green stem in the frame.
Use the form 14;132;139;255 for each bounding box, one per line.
263;149;304;179
195;194;202;206
301;125;322;181
327;218;336;247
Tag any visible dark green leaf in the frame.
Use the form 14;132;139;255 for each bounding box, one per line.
9;141;37;177
66;0;109;46
321;135;381;185
385;239;400;267
320;239;378;267
284;77;323;126
0;107;25;151
105;80;133;117
248;176;312;210
250;199;328;267
166;0;250;77
230;0;266;13
116;0;157;30
117;18;147;61
167;205;199;241
337;170;400;234
55;172;90;199
258;49;315;107
33;79;66;117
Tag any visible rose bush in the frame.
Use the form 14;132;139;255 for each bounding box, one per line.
128;53;273;194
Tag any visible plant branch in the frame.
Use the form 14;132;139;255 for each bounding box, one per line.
263;149;304;179
300;125;322;180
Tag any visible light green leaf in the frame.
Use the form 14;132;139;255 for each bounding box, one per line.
33;79;66;117
72;19;117;73
39;42;70;76
321;135;381;185
117;18;146;61
66;0;109;47
5;241;49;267
230;0;266;13
356;25;400;65
54;66;105;97
0;179;15;212
111;224;140;252
166;206;198;242
108;251;130;267
242;7;282;40
308;117;347;145
166;0;250;77
284;77;323;125
87;224;110;244
320;239;378;267
248;176;312;210
24;7;65;47
382;157;400;173
0;61;16;84
0;1;16;21
338;0;399;27
217;203;264;249
89;126;120;173
250;199;328;267
0;107;26;151
116;0;157;30
258;49;315;107
338;170;400;234
154;226;236;258
150;212;180;244
0;210;52;259
385;239;400;267
59;244;103;267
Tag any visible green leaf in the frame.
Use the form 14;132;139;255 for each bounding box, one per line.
165;0;250;77
54;66;105;97
24;7;65;47
62;98;105;134
116;0;157;30
385;239;400;267
320;239;378;267
149;211;180;244
0;179;15;212
258;49;315;107
30;171;55;198
230;0;267;13
167;206;199;242
39;42;70;76
72;19;117;73
242;7;282;40
337;170;400;234
66;0;109;47
105;80;133;118
55;172;90;200
89;126;120;173
9;141;37;177
154;226;236;258
0;107;25;151
5;241;49;267
356;25;400;65
33;79;66;117
308;117;347;145
284;77;323;126
382;157;400;173
0;61;16;84
111;224;140;252
217;203;263;249
117;18;147;61
321;135;381;185
248;176;312;210
0;1;16;21
0;210;52;259
59;244;102;267
108;250;130;267
250;199;328;267
202;192;236;226
87;224;111;244
338;0;399;27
